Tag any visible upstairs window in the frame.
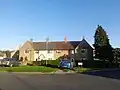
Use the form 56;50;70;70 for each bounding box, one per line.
82;57;87;60
56;50;61;53
24;50;29;53
81;49;87;53
71;50;74;54
35;51;39;54
48;50;52;53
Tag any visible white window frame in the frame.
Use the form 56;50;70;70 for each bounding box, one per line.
35;51;39;54
71;50;74;54
81;49;87;53
56;50;61;53
48;50;52;54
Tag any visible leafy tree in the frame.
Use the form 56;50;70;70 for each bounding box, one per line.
113;48;120;62
4;50;11;58
93;25;114;62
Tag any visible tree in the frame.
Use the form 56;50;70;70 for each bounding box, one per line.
4;50;11;58
113;48;120;63
93;25;114;62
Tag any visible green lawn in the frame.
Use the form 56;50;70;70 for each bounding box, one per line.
0;66;101;73
0;66;58;72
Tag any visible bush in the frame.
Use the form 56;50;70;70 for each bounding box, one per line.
41;60;47;65
49;60;60;66
32;61;42;66
41;60;60;68
75;60;105;68
75;60;119;68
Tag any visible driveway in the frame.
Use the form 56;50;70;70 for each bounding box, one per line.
0;72;119;90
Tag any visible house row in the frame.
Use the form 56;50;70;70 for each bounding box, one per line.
19;37;93;64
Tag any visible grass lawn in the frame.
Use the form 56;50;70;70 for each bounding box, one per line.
0;66;101;73
0;66;58;72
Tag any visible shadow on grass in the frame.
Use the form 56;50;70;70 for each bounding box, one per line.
82;69;120;80
7;69;13;72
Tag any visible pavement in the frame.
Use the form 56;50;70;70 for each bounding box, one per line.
0;72;119;90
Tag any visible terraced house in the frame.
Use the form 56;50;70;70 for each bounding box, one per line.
19;37;93;64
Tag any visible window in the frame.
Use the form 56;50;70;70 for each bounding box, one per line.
71;50;74;54
82;57;87;60
93;50;95;57
48;50;52;53
25;57;28;61
35;51;39;53
81;49;87;53
71;58;74;62
24;50;29;53
56;50;61;53
48;58;52;60
75;49;77;53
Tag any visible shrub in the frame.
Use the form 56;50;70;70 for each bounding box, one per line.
75;60;106;68
75;60;119;68
32;61;41;66
41;60;46;66
49;60;60;66
40;60;60;68
32;60;60;68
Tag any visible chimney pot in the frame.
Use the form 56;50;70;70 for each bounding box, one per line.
64;36;67;43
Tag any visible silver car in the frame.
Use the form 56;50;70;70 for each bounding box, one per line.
1;58;20;67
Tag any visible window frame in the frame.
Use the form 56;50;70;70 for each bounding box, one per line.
24;49;29;54
56;50;61;53
48;50;52;53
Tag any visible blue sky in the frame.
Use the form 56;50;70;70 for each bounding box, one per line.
0;0;120;50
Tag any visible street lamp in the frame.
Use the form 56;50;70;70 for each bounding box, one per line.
29;50;32;62
46;37;49;65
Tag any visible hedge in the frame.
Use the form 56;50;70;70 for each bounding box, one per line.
75;60;119;68
32;60;60;68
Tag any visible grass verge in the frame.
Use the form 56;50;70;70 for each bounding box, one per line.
0;66;58;72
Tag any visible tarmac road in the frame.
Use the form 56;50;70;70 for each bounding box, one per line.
0;72;119;90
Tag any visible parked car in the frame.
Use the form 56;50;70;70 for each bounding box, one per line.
1;58;20;67
59;59;73;69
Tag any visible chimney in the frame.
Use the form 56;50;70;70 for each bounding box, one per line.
29;38;33;42
64;36;67;43
82;36;85;40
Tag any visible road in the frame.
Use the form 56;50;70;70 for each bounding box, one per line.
0;72;119;90
84;69;120;80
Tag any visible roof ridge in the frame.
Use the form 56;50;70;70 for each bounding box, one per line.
33;41;81;43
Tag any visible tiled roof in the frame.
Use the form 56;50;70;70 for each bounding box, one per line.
32;40;92;50
33;41;74;50
69;41;82;48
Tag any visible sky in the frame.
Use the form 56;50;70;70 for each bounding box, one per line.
0;0;120;50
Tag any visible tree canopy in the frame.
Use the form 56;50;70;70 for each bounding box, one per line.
94;25;113;62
